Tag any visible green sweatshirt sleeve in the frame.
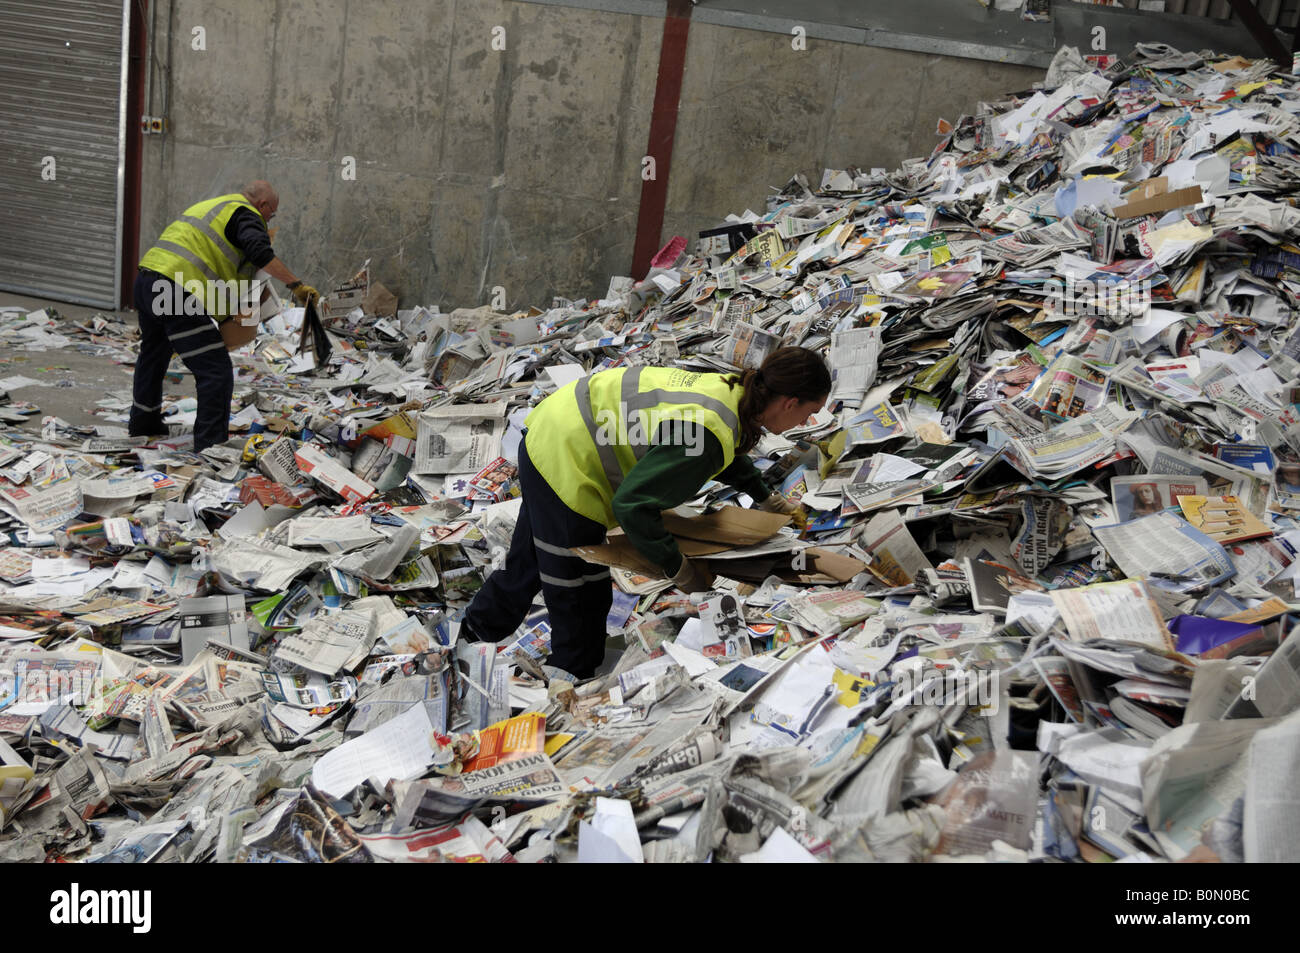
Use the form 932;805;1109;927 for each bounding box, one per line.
716;453;770;504
610;432;772;576
610;435;726;577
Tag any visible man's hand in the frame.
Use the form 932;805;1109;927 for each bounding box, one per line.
670;556;715;594
289;282;320;307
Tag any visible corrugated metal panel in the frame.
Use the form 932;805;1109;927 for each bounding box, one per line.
0;1;128;309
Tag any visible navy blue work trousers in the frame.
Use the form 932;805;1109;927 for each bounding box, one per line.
463;437;613;679
128;269;233;454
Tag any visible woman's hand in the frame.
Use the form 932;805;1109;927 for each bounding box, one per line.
671;556;715;594
760;491;809;529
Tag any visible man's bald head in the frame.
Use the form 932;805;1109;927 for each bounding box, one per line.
241;180;279;221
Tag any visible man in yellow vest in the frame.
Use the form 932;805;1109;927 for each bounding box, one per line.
130;181;319;453
461;346;829;679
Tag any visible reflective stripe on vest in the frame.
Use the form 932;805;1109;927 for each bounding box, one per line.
574;373;625;494
526;367;745;527
618;365;741;464
138;194;262;319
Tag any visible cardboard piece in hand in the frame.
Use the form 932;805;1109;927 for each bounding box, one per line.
572;508;791;578
222;280;280;351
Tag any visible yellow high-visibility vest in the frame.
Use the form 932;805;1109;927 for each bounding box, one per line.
525;366;745;527
138;194;263;319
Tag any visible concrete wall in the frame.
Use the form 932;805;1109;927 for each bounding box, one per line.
139;0;1041;312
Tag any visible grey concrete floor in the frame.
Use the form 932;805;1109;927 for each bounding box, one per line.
0;291;196;432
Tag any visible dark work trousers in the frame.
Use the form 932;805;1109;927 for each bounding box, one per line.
128;269;233;454
463;436;612;679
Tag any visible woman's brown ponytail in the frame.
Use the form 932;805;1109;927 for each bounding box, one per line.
724;346;832;453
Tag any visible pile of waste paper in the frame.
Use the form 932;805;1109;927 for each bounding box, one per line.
3;42;1300;862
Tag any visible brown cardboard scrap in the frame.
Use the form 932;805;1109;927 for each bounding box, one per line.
1113;184;1203;220
571;508;792;578
363;282;399;317
660;508;790;545
774;547;868;585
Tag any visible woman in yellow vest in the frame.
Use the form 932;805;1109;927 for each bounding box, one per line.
462;346;831;679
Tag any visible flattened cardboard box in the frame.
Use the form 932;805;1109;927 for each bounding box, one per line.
573;535;739;579
661;508;789;545
774;547;869;585
571;508;836;581
1113;183;1203;220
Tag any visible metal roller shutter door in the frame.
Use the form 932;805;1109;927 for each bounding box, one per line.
0;0;129;309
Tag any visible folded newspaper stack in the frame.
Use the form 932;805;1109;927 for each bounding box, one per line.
3;41;1300;863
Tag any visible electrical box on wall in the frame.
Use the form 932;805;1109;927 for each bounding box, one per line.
140;115;167;135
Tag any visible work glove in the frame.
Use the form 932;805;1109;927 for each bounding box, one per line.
670;555;715;595
760;491;809;529
289;282;320;307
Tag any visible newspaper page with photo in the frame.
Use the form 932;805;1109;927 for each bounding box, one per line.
1109;475;1207;522
722;321;781;371
414;402;509;474
857;509;933;586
